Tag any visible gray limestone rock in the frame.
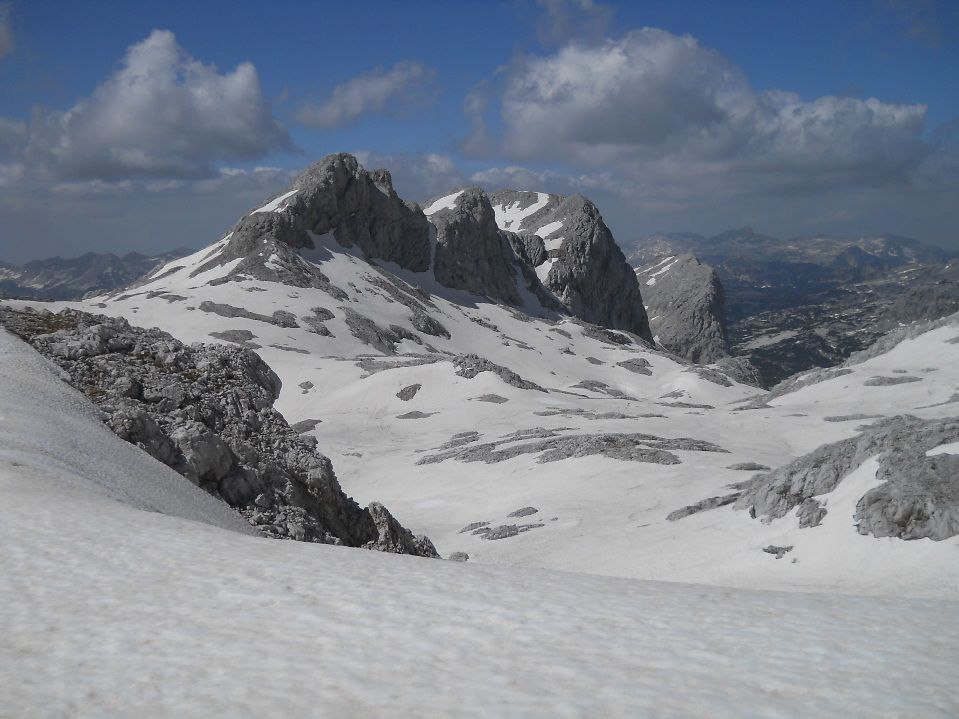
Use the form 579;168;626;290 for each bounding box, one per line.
484;524;519;540
364;502;438;557
487;190;653;339
727;462;771;471
291;419;322;433
863;375;922;386
397;411;435;419
209;329;261;349
430;188;528;307
824;414;884;423
666;493;740;521
797;498;827;528
714;356;765;388
636;254;728;363
571;380;636;400
763;545;794;559
452;354;546;392
730;415;959;540
418;430;725;466
616;358;652;375
507;507;539;518
447;552;470;562
410;308;450;339
473;393;509;403
1;307;437;557
459;522;489;534
199;301;298;328
342;307;399;355
396;384;422;401
301;307;334;336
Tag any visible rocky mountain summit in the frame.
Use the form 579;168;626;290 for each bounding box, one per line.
635;254;728;364
0;305;437;557
167;153;651;341
0;250;190;300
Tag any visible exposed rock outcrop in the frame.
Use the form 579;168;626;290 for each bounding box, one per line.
430;188;528;307
0;307;437;557
487;190;653;340
669;414;959;541
635;253;728;364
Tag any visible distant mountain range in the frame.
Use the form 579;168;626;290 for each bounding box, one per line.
624;227;955;320
624;228;959;385
0;249;191;300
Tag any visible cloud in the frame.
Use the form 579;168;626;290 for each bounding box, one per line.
352;150;465;202
535;0;614;46
9;29;291;181
466;28;931;199
296;61;437;129
0;3;12;60
470;165;629;197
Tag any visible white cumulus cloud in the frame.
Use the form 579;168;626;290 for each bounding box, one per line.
469;28;930;195
296;61;437;129
13;29;291;181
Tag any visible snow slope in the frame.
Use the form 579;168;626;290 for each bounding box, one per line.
1;339;957;717
7;190;957;599
0;328;253;534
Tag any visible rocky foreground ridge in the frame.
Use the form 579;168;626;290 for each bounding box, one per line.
0;306;437;557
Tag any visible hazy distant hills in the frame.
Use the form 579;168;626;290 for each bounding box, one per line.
0;249;191;300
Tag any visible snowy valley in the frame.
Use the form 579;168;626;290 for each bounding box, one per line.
3;153;958;716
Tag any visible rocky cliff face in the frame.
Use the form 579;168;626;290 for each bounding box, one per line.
429;188;526;306
483;189;653;340
635;254;728;364
0;306;437;557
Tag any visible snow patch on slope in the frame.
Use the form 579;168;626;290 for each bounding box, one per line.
423;190;464;216
492;192;550;231
253;189;299;214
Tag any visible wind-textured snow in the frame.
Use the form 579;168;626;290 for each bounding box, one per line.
1;340;957;717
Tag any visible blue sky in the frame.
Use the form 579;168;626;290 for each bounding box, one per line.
0;0;957;262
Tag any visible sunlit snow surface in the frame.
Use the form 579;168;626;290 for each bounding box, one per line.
7;222;959;600
492;192;550;231
423;190;464;215
252;189;299;214
928;440;959;456
2;331;958;717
